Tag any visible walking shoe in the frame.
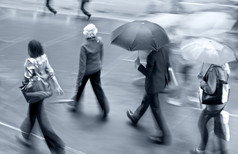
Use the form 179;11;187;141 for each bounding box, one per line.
87;14;91;20
149;135;171;145
190;148;205;154
126;110;137;125
16;134;32;147
66;99;78;112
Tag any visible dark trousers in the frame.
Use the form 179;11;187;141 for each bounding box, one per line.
198;108;227;151
133;93;171;139
20;100;65;153
80;1;91;16
46;0;56;13
75;70;109;115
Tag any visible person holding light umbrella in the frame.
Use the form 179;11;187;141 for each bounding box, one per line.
180;38;236;154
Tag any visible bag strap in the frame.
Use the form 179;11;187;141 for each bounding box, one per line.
213;65;228;84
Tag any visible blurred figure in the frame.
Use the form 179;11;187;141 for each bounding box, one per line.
78;0;91;20
167;57;199;107
127;46;172;145
45;0;57;14
190;63;230;154
68;24;109;119
17;40;65;154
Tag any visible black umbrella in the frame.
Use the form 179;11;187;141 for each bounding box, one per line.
111;20;169;51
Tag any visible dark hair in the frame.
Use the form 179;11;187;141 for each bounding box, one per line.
28;40;44;58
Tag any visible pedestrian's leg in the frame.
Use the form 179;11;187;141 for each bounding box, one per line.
214;115;228;154
74;75;89;108
46;0;57;14
126;94;150;125
37;101;65;154
20;103;38;139
80;1;91;19
90;71;109;117
197;109;212;151
149;93;171;144
133;94;150;120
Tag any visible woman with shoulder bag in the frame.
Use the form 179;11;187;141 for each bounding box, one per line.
17;40;65;154
190;63;230;154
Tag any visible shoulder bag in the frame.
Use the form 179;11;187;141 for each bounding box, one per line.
20;70;52;103
201;66;230;105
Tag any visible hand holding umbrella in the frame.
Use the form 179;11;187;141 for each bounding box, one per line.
134;57;140;69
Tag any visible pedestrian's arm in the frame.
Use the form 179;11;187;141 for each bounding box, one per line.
100;43;104;63
45;57;63;95
138;54;154;77
200;69;217;94
76;46;87;87
97;37;103;62
24;59;35;79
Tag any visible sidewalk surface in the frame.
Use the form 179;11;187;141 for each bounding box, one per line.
0;1;238;154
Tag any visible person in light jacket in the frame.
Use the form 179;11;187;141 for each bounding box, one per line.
190;63;230;154
68;24;109;119
17;40;65;154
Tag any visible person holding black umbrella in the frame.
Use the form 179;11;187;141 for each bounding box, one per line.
127;45;172;145
111;20;172;144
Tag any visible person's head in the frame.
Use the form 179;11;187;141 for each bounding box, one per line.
28;40;44;58
83;23;98;39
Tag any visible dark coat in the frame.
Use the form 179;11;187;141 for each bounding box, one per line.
138;47;171;94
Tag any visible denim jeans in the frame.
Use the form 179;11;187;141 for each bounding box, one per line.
198;107;227;151
20;100;65;153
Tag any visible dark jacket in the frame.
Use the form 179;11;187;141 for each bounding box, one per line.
76;37;103;85
138;47;171;94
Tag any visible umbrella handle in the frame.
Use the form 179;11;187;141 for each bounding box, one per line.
168;67;178;86
198;63;204;79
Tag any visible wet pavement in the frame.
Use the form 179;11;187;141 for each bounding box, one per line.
0;1;238;154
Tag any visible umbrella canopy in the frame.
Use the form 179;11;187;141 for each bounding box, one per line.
181;38;236;65
111;20;169;51
176;12;236;36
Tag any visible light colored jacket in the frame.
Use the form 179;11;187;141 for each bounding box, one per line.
24;54;54;79
201;63;230;110
201;64;229;95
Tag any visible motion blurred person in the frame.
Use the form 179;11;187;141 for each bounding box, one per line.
46;0;57;14
68;24;109;119
190;63;230;154
78;0;91;20
17;40;65;154
127;46;172;145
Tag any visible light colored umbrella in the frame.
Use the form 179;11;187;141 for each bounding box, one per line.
142;13;183;28
181;38;236;65
176;12;236;36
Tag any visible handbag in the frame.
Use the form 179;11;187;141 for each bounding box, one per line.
20;70;52;103
201;66;230;105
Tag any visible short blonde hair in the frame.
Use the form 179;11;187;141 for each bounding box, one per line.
83;24;98;38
